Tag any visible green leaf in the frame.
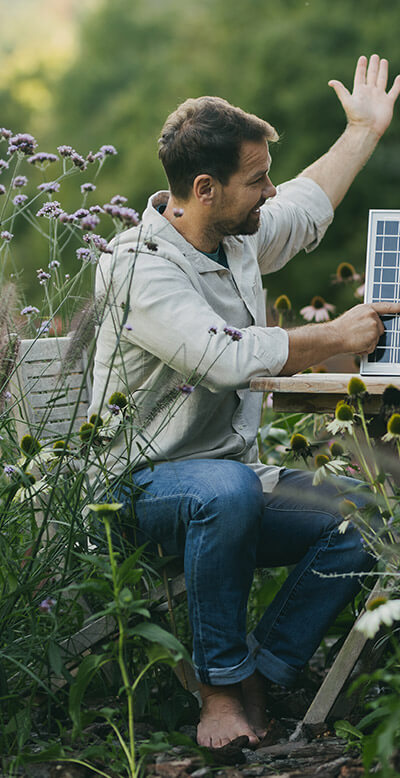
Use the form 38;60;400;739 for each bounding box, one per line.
334;719;363;741
48;639;63;676
69;653;106;737
131;622;190;662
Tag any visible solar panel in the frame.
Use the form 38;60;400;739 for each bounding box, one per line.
360;210;400;376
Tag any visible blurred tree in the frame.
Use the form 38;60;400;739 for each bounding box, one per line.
8;0;400;308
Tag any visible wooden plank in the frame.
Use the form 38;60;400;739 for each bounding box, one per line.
25;388;89;410
272;393;382;414
302;581;384;725
251;373;400;394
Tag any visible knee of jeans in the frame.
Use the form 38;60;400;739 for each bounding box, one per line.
190;462;265;536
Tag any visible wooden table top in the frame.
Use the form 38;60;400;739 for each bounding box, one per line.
250;373;400;413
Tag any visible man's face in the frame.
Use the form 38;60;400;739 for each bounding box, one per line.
213;140;276;237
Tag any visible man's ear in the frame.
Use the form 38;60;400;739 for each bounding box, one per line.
192;174;217;205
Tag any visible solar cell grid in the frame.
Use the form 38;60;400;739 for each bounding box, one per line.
361;210;400;376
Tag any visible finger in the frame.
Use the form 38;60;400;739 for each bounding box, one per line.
377;58;388;91
370;302;400;314
388;73;400;102
366;53;380;86
353;55;367;89
328;80;350;105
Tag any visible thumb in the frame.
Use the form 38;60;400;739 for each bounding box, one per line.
328;79;350;105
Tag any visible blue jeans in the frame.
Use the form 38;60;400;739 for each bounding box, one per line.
112;459;375;688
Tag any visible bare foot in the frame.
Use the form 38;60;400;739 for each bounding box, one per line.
197;683;260;749
241;671;270;739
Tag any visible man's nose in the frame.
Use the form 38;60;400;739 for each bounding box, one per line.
263;178;277;199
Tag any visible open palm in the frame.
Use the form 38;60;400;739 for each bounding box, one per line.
329;54;400;138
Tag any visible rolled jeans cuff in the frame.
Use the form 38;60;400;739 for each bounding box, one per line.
193;650;256;685
247;632;298;689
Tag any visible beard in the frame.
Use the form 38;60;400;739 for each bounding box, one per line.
214;208;262;238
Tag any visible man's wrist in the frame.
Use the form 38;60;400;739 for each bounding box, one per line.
344;121;381;147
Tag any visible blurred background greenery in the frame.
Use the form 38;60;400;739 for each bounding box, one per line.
2;0;400;310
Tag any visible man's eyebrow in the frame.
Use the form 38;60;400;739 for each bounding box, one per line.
248;158;272;183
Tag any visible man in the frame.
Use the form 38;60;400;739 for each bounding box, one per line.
88;55;400;748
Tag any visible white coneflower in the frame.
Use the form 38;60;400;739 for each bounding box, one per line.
382;413;400;443
326;402;355;435
356;597;400;639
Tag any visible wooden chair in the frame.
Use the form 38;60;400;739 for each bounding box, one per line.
11;335;198;693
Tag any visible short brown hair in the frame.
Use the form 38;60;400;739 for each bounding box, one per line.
158;96;278;200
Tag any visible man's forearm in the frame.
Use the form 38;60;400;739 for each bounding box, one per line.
298;124;379;209
278;321;342;375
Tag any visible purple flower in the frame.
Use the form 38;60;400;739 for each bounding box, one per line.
173;207;184;218
36;201;63;219
99;144;117;156
73;208;90;219
65;273;70;280
107;403;122;415
28;152;59;165
76;247;96;263
223;327;243;341
0;159;9;173
8;133;37;155
124;323;133;331
178;383;194;394
83;233;112;253
0;128;12;140
57;145;74;157
103;203;121;218
71;152;87;170
119;207;140;226
0;185;5;195
13;194;28;206
39;596;56;614
36;268;51;284
58;211;75;224
12;175;28;188
48;260;60;268
21;305;40;315
81;214;100;231
89;205;104;214
208;326;218;335
3;464;16;476
81;182;96;193
86;150;104;163
4;391;11;401
37;320;51;333
1;231;13;242
110;194;127;205
38;181;60;193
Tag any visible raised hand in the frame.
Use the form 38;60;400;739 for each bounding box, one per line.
328;54;400;138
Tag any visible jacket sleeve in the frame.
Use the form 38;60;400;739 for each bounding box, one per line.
256;177;334;275
101;252;289;393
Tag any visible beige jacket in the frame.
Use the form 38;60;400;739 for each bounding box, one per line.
87;177;333;496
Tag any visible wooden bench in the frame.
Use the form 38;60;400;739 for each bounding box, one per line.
250;372;400;728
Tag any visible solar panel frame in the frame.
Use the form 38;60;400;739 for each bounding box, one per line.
360;209;400;376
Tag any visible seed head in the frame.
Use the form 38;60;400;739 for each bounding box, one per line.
336;262;359;282
20;434;41;456
367;595;388;611
108;391;127;409
89;414;103;427
335;403;354;422
330;441;344;457
314;453;330;468
274;294;292;312
387;413;400;437
290;433;309;452
79;422;95;442
347;376;367;397
53;440;70;454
